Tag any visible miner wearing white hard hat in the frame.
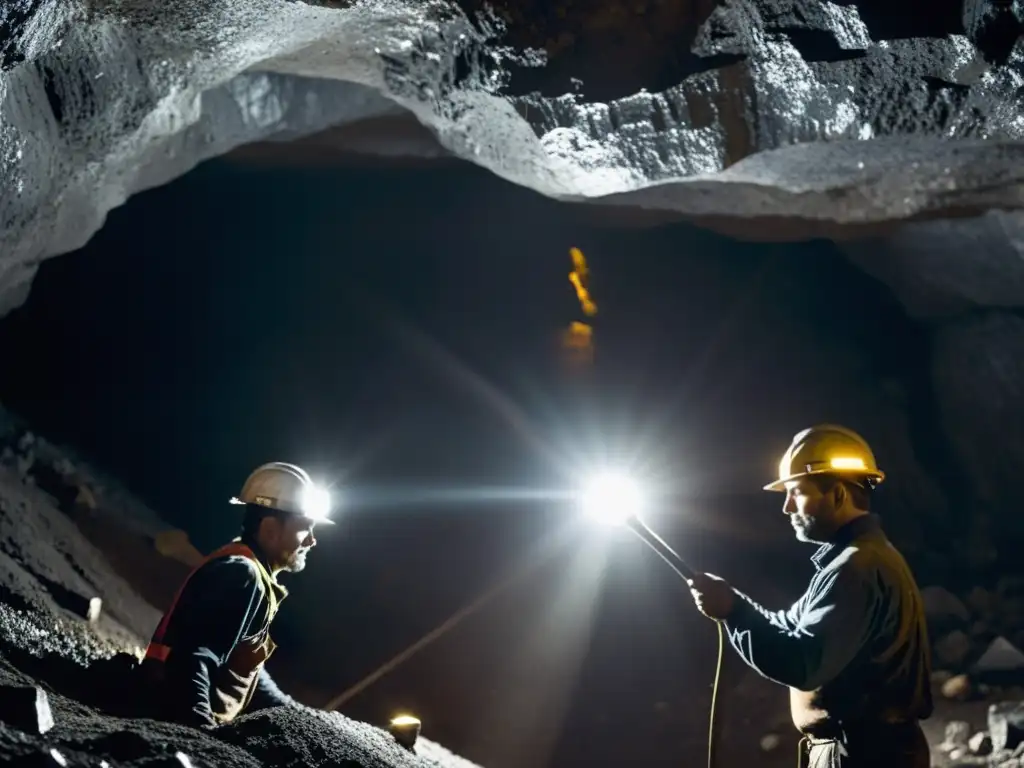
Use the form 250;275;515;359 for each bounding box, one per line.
142;462;333;728
686;425;932;767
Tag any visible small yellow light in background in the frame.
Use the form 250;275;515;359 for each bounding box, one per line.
568;247;598;317
561;247;598;370
389;714;421;750
564;321;592;345
561;322;594;368
570;246;588;279
829;457;866;471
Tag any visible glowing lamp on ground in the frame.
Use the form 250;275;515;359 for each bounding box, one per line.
86;596;103;624
579;471;645;526
389;714;421;750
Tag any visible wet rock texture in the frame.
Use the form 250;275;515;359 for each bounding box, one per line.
0;411;482;768
2;0;1024;305
2;0;1023;516
459;0;1020;99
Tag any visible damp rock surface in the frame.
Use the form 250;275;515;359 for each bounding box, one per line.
1;0;1023;313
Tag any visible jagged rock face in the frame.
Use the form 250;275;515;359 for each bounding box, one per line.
1;0;1023;570
2;0;1024;315
464;0;1017;99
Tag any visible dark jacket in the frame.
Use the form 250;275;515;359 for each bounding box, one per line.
143;537;299;728
723;515;933;736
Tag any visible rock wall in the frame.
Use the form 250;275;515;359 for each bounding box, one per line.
2;1;1022;566
2;0;1024;317
841;212;1024;574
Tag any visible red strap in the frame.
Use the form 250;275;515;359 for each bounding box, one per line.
146;643;171;662
145;541;256;662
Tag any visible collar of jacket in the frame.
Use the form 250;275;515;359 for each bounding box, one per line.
810;513;882;571
236;534;290;601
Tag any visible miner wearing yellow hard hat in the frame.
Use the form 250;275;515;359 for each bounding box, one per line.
687;425;932;767
142;462;333;728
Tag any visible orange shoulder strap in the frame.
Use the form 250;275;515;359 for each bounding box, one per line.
145;541;261;662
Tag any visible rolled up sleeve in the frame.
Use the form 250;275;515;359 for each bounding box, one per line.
724;558;880;691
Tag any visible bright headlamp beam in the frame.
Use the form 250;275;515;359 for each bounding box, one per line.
301;486;333;521
578;471;697;579
579;471;645;526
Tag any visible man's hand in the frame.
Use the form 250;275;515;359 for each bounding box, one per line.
687;572;736;620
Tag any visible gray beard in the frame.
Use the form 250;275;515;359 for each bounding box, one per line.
790;515;826;545
283;550;308;573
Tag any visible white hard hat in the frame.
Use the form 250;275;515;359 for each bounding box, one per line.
229;462;335;524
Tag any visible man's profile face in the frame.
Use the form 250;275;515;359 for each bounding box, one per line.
782;477;838;544
263;514;318;573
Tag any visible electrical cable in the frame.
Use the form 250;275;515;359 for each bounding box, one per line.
624;517;723;768
708;620;723;768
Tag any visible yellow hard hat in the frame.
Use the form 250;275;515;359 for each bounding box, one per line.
229;462;335;524
764;424;885;492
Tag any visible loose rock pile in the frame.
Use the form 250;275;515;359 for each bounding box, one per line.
925;585;1024;694
936;703;1024;767
924;585;1024;767
0;598;483;768
0;410;483;768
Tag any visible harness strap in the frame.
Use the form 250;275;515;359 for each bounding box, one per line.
145;541;273;663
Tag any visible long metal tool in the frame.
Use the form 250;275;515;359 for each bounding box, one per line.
626;516;696;581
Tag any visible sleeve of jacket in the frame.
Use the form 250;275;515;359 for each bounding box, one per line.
249;667;301;712
169;557;267;728
723;555;881;691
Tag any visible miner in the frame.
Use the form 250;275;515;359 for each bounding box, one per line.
141;462;331;728
687;424;932;767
